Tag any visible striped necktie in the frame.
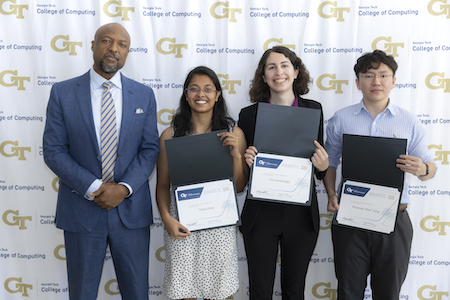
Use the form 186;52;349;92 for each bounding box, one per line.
101;81;118;183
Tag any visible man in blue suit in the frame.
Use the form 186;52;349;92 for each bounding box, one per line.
43;23;159;299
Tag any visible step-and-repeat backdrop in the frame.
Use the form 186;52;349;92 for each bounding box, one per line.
1;1;449;299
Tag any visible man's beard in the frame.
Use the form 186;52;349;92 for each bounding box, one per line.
100;53;120;74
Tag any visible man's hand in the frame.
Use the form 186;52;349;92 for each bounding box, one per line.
396;154;425;176
91;183;129;210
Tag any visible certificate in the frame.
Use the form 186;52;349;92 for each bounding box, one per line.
174;179;239;232
336;180;400;234
249;153;313;204
165;131;241;231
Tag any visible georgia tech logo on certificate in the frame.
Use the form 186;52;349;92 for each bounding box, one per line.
372;37;404;57
336;180;400;234
2;210;32;229
420;216;450;235
175;179;239;232
312;282;337;300
0;70;30;90
50;35;82;56
317;74;348;94
418;285;449;300
0;0;28;19
318;1;350;22
156;38;188;58
103;0;134;21
210;2;242;22
218;74;241;94
263;38;295;51
250;153;312;204
425;72;450;92
4;277;33;296
428;0;450;18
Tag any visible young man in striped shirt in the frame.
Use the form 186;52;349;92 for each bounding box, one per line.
324;50;436;300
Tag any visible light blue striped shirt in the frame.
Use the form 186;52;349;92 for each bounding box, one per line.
325;100;434;204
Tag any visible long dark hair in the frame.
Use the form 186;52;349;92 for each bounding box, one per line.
249;46;311;102
172;66;235;137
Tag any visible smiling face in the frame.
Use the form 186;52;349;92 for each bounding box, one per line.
356;62;396;106
185;74;221;114
91;23;130;79
262;52;299;95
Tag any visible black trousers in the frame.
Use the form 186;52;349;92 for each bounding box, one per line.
332;209;413;300
243;202;318;300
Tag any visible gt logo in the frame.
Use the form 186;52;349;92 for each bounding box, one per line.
318;1;350;22
372;37;404;57
156;38;188;58
418;285;449;300
0;70;30;90
0;140;31;160
2;210;32;229
210;2;242;22
425;72;450;92
263;38;295;51
317;74;348;94
103;0;134;21
50;35;82;55
218;74;241;94
312;282;337;300
420;215;450;235
428;0;450;18
0;0;28;19
4;277;33;296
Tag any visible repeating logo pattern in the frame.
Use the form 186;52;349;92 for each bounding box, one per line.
426;73;450;92
312;282;337;300
420;216;450;235
103;0;134;21
317;74;348;94
372;37;404;57
428;0;450;18
156;38;188;58
50;35;82;55
210;2;242;22
0;141;31;160
0;71;30;91
0;0;28;19
2;210;32;229
418;285;449;300
4;277;33;296
318;1;350;21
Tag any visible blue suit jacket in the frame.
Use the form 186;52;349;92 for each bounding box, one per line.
43;71;159;233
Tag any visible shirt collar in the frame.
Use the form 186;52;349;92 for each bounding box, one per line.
90;68;122;90
355;99;397;116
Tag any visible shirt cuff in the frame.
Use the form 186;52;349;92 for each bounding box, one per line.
118;182;133;197
84;179;103;201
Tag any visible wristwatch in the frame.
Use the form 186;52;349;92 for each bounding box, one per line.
419;163;429;177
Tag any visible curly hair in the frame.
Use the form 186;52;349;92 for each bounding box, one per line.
172;66;235;137
249;46;311;102
354;50;398;77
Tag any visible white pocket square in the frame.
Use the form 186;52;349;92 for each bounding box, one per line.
134;108;144;114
